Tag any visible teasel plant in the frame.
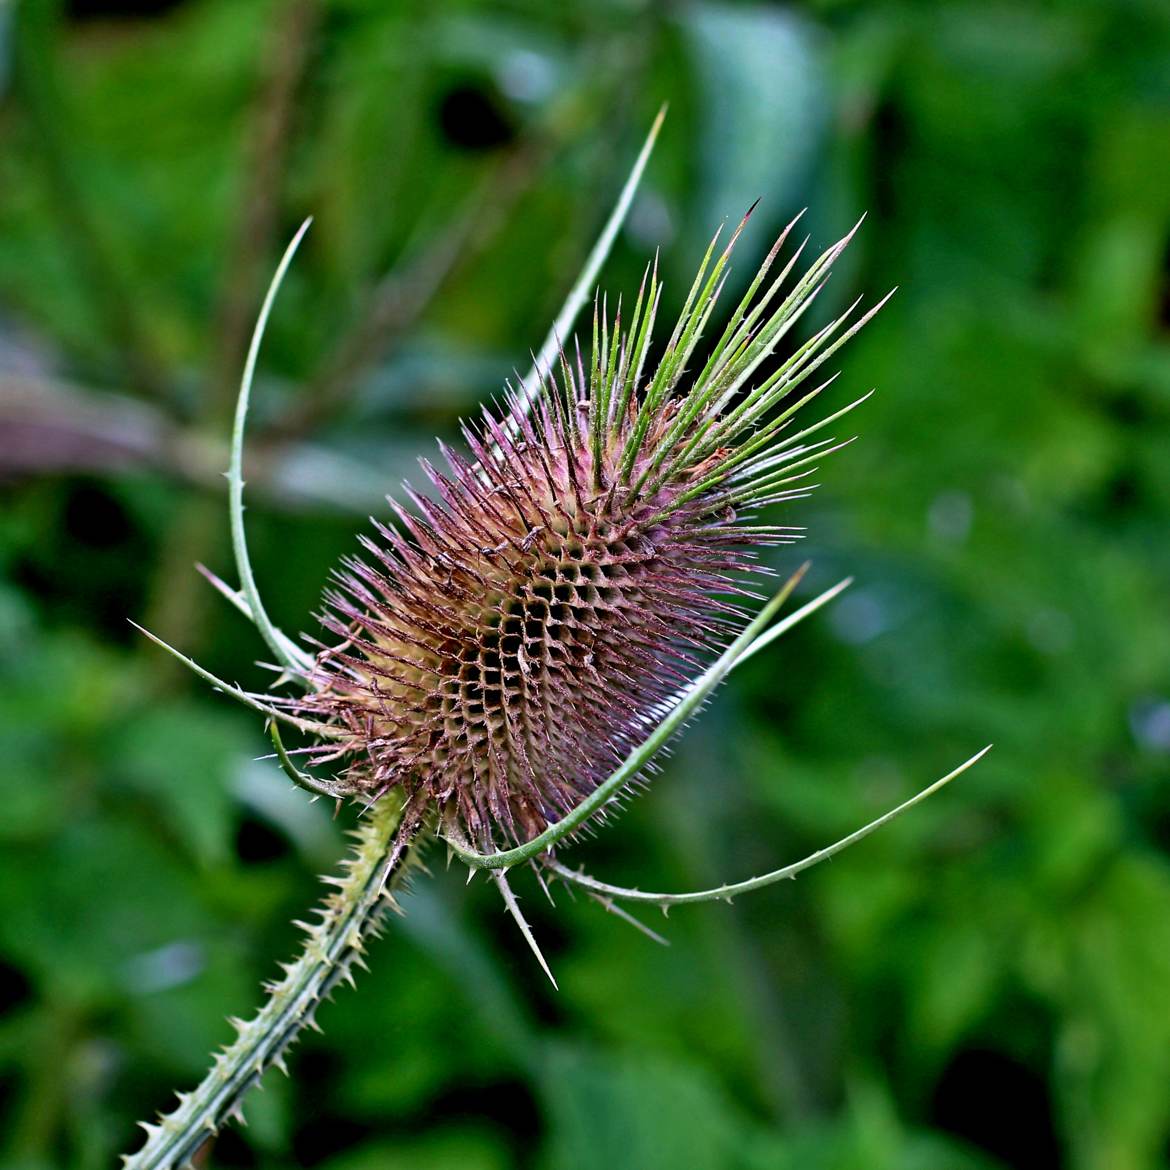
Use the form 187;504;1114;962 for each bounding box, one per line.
124;110;990;1169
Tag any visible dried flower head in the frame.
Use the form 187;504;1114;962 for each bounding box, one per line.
282;210;887;852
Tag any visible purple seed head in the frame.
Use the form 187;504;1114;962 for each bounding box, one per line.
291;215;879;850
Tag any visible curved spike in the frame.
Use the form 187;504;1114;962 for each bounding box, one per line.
229;218;313;677
196;563;313;672
129;621;335;737
546;746;992;908
730;576;852;671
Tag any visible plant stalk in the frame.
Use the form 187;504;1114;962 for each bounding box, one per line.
122;793;419;1170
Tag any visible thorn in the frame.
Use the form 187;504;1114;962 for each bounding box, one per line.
531;862;557;908
591;894;670;946
493;870;558;990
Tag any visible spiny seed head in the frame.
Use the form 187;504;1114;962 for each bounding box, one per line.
291;212;883;850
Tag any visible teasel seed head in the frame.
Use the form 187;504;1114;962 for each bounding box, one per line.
289;210;887;851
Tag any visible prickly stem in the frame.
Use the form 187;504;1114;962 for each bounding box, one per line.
121;794;423;1170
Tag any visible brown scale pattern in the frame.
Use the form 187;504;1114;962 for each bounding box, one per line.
295;392;775;850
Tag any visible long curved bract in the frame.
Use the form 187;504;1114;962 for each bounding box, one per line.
546;745;992;907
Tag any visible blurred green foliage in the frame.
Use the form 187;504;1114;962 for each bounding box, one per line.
1;0;1169;1168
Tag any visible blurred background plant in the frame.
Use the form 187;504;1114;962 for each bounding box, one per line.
1;1;1169;1168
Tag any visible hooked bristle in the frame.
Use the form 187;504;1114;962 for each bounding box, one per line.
289;216;882;850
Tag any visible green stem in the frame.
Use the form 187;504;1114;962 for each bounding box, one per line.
122;794;419;1170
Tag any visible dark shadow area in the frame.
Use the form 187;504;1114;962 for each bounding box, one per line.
931;1047;1062;1170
